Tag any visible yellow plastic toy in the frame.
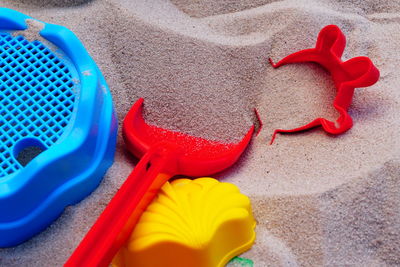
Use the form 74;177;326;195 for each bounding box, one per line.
112;177;256;267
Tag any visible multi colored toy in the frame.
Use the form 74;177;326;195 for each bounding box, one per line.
269;24;380;143
66;98;254;267
0;8;117;246
112;178;256;267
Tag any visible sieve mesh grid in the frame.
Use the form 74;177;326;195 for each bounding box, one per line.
0;33;76;177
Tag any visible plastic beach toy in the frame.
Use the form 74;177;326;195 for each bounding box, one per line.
269;24;380;143
0;8;117;246
112;178;256;267
228;257;254;267
66;98;254;267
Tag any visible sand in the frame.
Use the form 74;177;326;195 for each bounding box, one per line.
0;0;399;266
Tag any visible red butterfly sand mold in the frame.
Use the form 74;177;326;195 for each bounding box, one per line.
269;25;380;144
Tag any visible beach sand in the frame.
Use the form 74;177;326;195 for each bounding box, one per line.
0;0;399;266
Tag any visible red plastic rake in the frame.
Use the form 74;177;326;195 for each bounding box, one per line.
65;98;254;267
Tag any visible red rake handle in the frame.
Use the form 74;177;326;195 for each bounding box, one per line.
65;146;174;267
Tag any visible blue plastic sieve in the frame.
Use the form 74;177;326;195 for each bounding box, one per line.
0;8;117;246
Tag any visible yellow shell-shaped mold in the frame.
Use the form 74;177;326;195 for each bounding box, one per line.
112;177;256;267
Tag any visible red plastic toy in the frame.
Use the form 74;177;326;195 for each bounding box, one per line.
65;98;254;267
269;25;380;144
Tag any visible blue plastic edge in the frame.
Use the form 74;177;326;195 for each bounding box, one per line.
0;7;118;246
